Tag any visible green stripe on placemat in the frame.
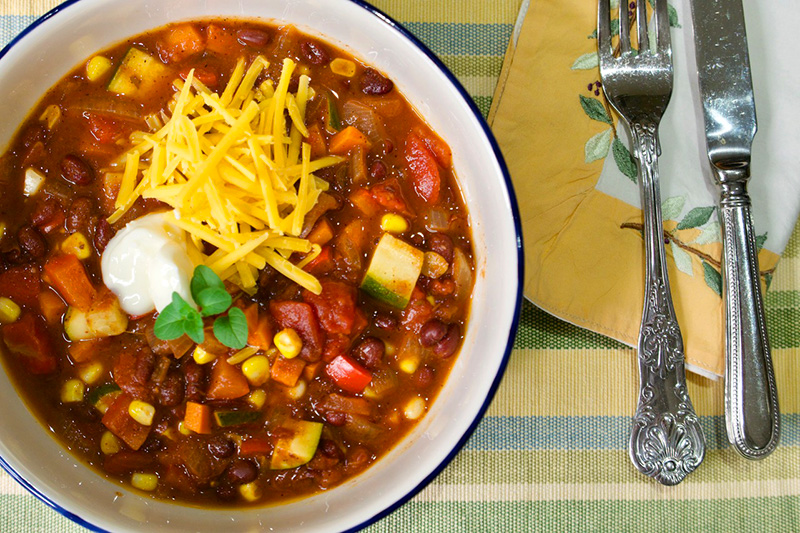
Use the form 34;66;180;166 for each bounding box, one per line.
514;301;627;350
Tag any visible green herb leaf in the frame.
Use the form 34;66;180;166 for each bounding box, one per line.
213;307;248;349
153;301;185;340
197;287;233;317
183;311;205;344
154;292;205;343
191;265;225;301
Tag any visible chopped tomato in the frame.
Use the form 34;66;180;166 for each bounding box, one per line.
206;358;250;400
303;280;357;335
0;264;41;309
269;301;325;362
405;132;440;203
401;297;434;334
322;333;349;363
303;245;334;275
102;393;152;450
2;312;57;374
86;113;124;144
349;188;381;217
370;178;410;214
326;354;372;394
157;24;205;63
239;436;272;456
113;347;155;400
413;125;452;168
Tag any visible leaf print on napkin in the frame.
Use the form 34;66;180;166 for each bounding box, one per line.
702;261;722;296
677;206;716;230
612;138;637;182
572;52;599;70
585;128;613;163
580;95;612;124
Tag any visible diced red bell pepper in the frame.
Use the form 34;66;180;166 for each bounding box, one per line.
0;264;41;309
2;312;57;374
326;354;372;394
302;280;357;335
101;393;152;450
206;358;250;400
404;132;441;203
269;301;325;362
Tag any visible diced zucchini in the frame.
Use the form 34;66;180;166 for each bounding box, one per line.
88;382;122;414
64;292;128;341
269;419;323;470
360;233;424;309
108;47;166;96
213;410;261;427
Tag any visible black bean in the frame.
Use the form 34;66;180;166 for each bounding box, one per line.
419;319;447;347
433;324;461;358
66;197;93;233
368;161;387;181
319;439;341;460
300;41;329;65
60;154;94;185
360;68;394;95
428;233;454;263
237;28;270;47
207;435;235;459
17;225;47;258
325;411;347;427
157;371;184;407
225;459;258;484
373;313;397;331
352;336;385;369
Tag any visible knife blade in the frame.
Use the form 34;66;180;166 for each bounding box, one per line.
689;0;780;458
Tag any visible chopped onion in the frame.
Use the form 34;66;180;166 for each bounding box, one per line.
423;207;450;232
342;100;386;144
452;248;474;302
23;168;45;197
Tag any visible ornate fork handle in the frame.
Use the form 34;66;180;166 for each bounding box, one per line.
628;121;706;485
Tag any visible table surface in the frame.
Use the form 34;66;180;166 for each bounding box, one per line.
1;0;800;531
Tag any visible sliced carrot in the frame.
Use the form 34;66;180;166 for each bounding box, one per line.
68;338;110;363
306;124;328;159
39;289;67;325
328;126;371;155
348;188;380;217
158;24;205;63
101;394;151;450
205;24;238;55
244;303;272;350
184;401;212;434
306;218;334;246
44;254;96;310
206;358;250;400
302;361;322;381
270;356;305;387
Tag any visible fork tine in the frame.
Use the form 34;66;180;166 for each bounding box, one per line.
636;0;649;52
597;0;613;58
618;0;631;54
653;0;671;53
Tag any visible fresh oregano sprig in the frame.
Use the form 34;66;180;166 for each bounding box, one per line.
154;265;248;349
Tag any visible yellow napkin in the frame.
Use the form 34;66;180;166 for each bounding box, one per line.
489;0;786;377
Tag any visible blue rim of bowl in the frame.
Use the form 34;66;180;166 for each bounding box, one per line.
0;0;525;531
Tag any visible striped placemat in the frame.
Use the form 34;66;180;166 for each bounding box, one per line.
1;0;799;531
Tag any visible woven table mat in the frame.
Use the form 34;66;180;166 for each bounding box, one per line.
1;0;799;531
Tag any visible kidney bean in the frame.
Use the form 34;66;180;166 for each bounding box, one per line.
360;68;394;95
17;225;47;259
415;366;435;388
324;410;347;427
419;319;447;347
428;233;454;263
184;361;206;403
93;218;115;253
368;161;387;181
319;439;342;460
157;371;185;407
225;459;258;484
207;435;235;459
352;336;385;369
237;28;270;47
300;41;329;65
373;313;396;331
31;197;60;228
60;154;94;185
433;324;461;358
66;197;93;233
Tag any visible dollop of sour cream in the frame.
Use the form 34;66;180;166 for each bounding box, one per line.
101;212;196;316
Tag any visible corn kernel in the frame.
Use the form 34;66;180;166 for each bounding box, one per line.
274;328;302;359
404;396;426;420
86;56;112;82
128;400;155;426
380;213;409;234
160;427;177;441
60;232;92;260
100;431;120;455
193;346;217;365
0;297;21;324
131;473;158;492
177;420;192;436
61;379;85;403
426;295;436;306
399;355;420;374
287;379;307;400
39;104;61;130
330;58;356;77
239;481;262;502
247;388;267;409
78;362;104;385
242;355;270;386
227;345;259;365
363;385;378;400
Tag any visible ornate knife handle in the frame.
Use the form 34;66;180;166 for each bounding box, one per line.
628;122;705;485
716;171;780;459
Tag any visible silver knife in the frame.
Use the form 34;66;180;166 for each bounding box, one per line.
689;0;779;458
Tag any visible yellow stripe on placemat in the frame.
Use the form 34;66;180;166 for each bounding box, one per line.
3;0;60;15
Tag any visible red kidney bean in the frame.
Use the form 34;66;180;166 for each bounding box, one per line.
352;336;385;369
30;197;60;228
157;371;185;407
17;225;47;258
414;366;435;388
66;197;93;233
225;459;258;484
419;319;447;347
324;410;347;427
93;218;115;253
207;435;235;459
184;361;206;403
373;313;397;331
319;439;342;460
360;68;394;95
237;28;270;47
428;233;454;263
433;324;461;358
368;161;387;181
300;41;330;65
60;154;94;185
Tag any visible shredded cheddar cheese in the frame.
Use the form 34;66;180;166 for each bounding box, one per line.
107;57;344;295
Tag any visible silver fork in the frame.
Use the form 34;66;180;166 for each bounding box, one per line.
598;0;705;485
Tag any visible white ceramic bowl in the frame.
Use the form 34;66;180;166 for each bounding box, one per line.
0;0;523;531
